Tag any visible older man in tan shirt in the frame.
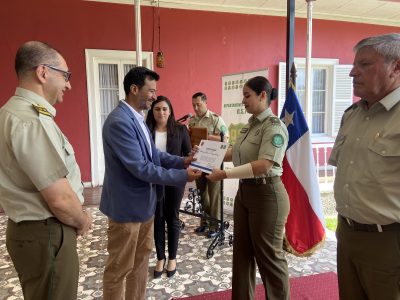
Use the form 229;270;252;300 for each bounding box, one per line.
329;33;400;300
0;41;92;300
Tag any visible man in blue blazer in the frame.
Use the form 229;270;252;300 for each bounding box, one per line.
100;67;201;300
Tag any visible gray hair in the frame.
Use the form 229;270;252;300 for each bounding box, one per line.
354;33;400;63
15;41;61;78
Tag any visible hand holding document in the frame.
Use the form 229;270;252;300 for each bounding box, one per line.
190;140;229;174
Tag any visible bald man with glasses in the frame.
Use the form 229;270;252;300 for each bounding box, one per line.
0;41;92;300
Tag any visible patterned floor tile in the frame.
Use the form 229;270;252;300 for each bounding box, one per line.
0;206;337;300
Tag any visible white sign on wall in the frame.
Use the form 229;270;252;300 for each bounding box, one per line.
221;69;268;213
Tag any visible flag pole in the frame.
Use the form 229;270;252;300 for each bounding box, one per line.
305;0;316;129
134;0;143;66
286;0;295;97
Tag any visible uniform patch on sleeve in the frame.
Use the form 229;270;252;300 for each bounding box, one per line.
272;134;284;148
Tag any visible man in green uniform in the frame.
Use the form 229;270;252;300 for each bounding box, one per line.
189;92;229;238
0;41;92;300
329;33;400;300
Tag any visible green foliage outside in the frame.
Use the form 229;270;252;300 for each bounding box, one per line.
325;216;338;232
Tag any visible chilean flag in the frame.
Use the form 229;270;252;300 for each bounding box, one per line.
279;85;325;256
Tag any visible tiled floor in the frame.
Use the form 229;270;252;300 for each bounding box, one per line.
0;187;337;299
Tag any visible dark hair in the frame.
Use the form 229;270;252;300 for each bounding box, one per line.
146;95;177;136
123;66;160;96
192;92;207;102
15;41;61;78
244;76;277;104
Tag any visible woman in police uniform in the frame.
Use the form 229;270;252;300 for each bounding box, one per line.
207;76;290;300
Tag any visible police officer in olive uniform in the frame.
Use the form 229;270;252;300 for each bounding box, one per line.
329;33;400;300
207;77;290;300
0;41;92;300
189;92;229;238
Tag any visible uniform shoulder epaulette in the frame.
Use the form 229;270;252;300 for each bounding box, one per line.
32;103;53;118
269;117;280;125
344;102;358;113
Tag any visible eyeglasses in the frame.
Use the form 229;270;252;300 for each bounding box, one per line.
41;64;72;82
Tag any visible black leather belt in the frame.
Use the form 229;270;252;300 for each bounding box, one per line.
239;177;281;185
17;217;60;225
339;215;400;232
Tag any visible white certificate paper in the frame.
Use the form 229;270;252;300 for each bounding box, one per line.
190;140;229;174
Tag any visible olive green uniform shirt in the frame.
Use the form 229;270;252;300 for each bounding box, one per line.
0;88;84;222
232;108;288;177
329;86;400;225
188;109;229;139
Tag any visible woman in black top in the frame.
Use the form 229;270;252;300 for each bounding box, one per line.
146;96;192;278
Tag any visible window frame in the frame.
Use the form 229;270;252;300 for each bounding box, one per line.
278;58;352;143
85;49;153;186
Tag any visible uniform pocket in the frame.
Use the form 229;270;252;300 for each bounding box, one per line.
6;238;43;280
246;134;261;145
368;137;400;184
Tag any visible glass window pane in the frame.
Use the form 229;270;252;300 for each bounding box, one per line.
312;113;325;134
98;64;119;126
297;68;305;90
123;64;136;76
296;68;306;110
313;69;326;90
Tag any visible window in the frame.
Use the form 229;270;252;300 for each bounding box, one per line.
278;59;353;141
85;49;153;186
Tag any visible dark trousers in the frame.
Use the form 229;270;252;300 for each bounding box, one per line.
336;216;400;300
195;174;221;231
232;180;290;300
154;185;185;260
6;218;79;300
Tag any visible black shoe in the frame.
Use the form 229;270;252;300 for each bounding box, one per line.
153;259;165;279
207;230;218;238
195;225;207;233
167;268;177;278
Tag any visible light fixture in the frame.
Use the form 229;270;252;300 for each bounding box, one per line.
155;0;164;68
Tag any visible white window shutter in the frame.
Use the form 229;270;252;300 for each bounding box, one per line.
278;62;287;117
332;65;353;136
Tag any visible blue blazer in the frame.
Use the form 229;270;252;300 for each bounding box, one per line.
100;102;188;223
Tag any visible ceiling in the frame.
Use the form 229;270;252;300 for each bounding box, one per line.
87;0;400;27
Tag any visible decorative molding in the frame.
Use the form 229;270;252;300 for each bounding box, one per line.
84;0;400;27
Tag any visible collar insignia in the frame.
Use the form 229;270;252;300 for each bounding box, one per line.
32;104;53;118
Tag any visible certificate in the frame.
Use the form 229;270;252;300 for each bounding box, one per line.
190;140;229;174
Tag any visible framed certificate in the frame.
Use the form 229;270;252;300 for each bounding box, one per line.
189;127;208;148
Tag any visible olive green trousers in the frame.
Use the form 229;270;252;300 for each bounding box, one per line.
232;179;290;300
196;174;221;231
6;218;79;300
337;216;400;300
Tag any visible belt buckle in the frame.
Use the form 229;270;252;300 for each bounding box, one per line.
344;217;354;227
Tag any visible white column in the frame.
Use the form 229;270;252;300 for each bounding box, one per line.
134;0;142;66
305;0;315;129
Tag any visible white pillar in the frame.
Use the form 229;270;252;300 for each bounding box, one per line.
134;0;142;66
305;0;315;129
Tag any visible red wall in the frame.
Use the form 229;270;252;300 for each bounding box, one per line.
1;0;398;181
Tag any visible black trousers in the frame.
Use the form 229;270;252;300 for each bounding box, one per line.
154;185;185;260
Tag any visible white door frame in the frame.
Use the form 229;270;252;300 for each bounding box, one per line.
85;49;153;186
